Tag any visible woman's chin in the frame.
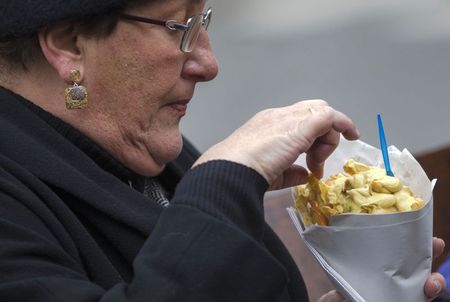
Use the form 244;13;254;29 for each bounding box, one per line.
130;161;167;177
125;137;184;177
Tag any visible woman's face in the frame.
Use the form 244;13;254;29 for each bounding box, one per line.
80;0;218;176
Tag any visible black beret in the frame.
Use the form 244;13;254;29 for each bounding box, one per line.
0;0;128;38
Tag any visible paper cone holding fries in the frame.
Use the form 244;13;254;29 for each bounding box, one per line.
287;138;435;302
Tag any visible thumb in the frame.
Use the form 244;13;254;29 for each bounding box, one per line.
317;290;348;302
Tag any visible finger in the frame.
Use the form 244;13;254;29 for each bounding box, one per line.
433;237;446;259
307;161;324;179
306;129;340;178
310;107;359;140
268;165;309;191
424;272;446;300
301;108;359;177
317;289;348;302
298;107;359;150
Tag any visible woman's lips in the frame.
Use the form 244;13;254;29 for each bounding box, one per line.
166;101;189;116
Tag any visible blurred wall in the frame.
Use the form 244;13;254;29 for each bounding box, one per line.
181;0;450;155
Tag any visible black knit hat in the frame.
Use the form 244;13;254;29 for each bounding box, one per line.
0;0;128;39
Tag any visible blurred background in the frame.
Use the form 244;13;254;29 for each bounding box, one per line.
180;1;450;300
181;0;450;156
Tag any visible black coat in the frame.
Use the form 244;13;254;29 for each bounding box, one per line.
0;87;309;301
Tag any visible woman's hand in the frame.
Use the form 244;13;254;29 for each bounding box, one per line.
194;100;360;190
425;237;446;300
317;290;346;302
316;237;447;302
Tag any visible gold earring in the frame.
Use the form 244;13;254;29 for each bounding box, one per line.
65;70;88;109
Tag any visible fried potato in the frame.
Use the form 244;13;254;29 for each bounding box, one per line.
294;159;425;226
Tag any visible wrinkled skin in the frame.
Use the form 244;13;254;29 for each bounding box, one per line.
25;0;218;177
194;99;359;189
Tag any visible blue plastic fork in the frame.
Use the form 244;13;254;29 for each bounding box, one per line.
377;114;394;177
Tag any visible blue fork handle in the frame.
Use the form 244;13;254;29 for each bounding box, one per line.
377;114;394;177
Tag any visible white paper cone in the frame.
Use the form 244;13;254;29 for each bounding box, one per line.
289;138;435;302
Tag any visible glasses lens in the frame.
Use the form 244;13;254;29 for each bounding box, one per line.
181;15;203;52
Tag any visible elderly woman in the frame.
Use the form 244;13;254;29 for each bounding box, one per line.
0;0;445;301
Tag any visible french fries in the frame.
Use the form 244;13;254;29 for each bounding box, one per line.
294;159;425;226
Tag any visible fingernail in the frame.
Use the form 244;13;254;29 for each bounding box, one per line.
433;279;442;295
433;237;445;247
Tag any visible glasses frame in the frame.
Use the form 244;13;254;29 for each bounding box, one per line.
121;7;212;53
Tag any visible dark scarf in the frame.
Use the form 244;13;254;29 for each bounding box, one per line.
11;89;175;206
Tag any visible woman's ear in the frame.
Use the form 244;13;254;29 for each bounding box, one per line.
38;23;85;84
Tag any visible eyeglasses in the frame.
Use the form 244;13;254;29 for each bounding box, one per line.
121;7;212;53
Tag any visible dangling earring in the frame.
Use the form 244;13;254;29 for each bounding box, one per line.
65;70;88;109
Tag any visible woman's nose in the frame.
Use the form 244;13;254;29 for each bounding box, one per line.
182;31;219;82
